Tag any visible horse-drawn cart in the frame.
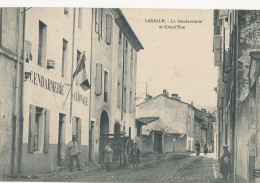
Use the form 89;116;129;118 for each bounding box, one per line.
100;134;134;167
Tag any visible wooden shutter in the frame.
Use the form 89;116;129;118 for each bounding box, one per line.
214;35;222;66
28;105;36;153
77;118;82;152
99;9;103;38
94;9;99;33
95;63;102;95
105;13;112;45
44;109;50;153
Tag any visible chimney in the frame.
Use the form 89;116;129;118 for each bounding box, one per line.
163;89;167;96
201;108;206;113
191;101;193;106
171;94;179;100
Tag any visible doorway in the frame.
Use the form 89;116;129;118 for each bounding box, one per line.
154;132;163;153
57;113;66;166
89;121;95;163
99;110;109;163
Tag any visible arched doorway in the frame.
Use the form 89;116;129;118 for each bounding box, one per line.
99;110;109;165
100;110;109;136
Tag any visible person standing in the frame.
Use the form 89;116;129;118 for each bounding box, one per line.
130;143;141;170
195;141;200;156
68;135;81;172
219;146;231;182
203;143;208;156
104;142;113;172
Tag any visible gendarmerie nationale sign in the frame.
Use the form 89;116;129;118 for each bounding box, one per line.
29;71;64;95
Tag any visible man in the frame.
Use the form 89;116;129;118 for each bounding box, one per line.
219;146;231;182
130;143;141;170
104;142;113;172
68;135;81;172
195;141;200;156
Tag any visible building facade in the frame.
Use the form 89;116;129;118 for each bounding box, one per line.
21;8;91;175
136;90;214;154
213;10;260;183
89;8;143;163
0;8;25;178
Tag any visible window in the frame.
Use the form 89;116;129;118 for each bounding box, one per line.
129;91;132;113
105;13;112;45
99;9;104;38
62;39;68;77
104;70;108;102
28;105;50;153
94;9;99;33
78;8;82;29
137;124;141;137
124;40;128;75
130;48;133;79
129;127;131;138
38;21;47;67
95;63;102;95
72;117;82;152
118;31;122;67
117;82;121;108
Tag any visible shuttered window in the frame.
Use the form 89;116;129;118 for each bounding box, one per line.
104;71;108;102
95;63;102;95
118;31;122;67
94;9;99;33
105;13;112;45
28;105;50;153
99;9;104;38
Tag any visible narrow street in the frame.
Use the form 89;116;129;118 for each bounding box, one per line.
36;153;222;183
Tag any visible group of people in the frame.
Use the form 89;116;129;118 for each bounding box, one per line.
68;135;141;172
195;140;232;182
194;141;208;156
101;142;141;172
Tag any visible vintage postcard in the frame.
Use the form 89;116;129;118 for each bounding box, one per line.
0;5;259;183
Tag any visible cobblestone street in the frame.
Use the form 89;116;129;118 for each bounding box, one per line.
24;153;223;183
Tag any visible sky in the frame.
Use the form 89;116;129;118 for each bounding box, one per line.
122;9;218;110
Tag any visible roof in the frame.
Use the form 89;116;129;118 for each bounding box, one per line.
136;117;159;125
111;9;144;52
137;94;191;107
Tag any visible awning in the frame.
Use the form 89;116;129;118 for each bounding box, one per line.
136;117;159;125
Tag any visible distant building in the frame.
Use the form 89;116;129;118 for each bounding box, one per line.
136;90;214;154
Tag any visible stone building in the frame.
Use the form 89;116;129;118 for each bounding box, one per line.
0;8;25;178
21;8;91;175
89;8;143;163
213;10;260;183
136;90;214;154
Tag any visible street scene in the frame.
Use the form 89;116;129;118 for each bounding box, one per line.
0;7;260;183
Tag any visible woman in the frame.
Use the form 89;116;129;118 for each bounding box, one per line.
130;143;141;170
104;143;113;172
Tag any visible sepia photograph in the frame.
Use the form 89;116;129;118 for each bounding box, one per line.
0;5;259;183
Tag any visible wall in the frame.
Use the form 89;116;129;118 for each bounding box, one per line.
0;8;24;178
235;97;249;183
21;8;91;175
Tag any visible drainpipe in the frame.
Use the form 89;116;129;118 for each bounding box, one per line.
88;8;94;164
70;8;76;125
17;7;26;176
11;7;22;176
